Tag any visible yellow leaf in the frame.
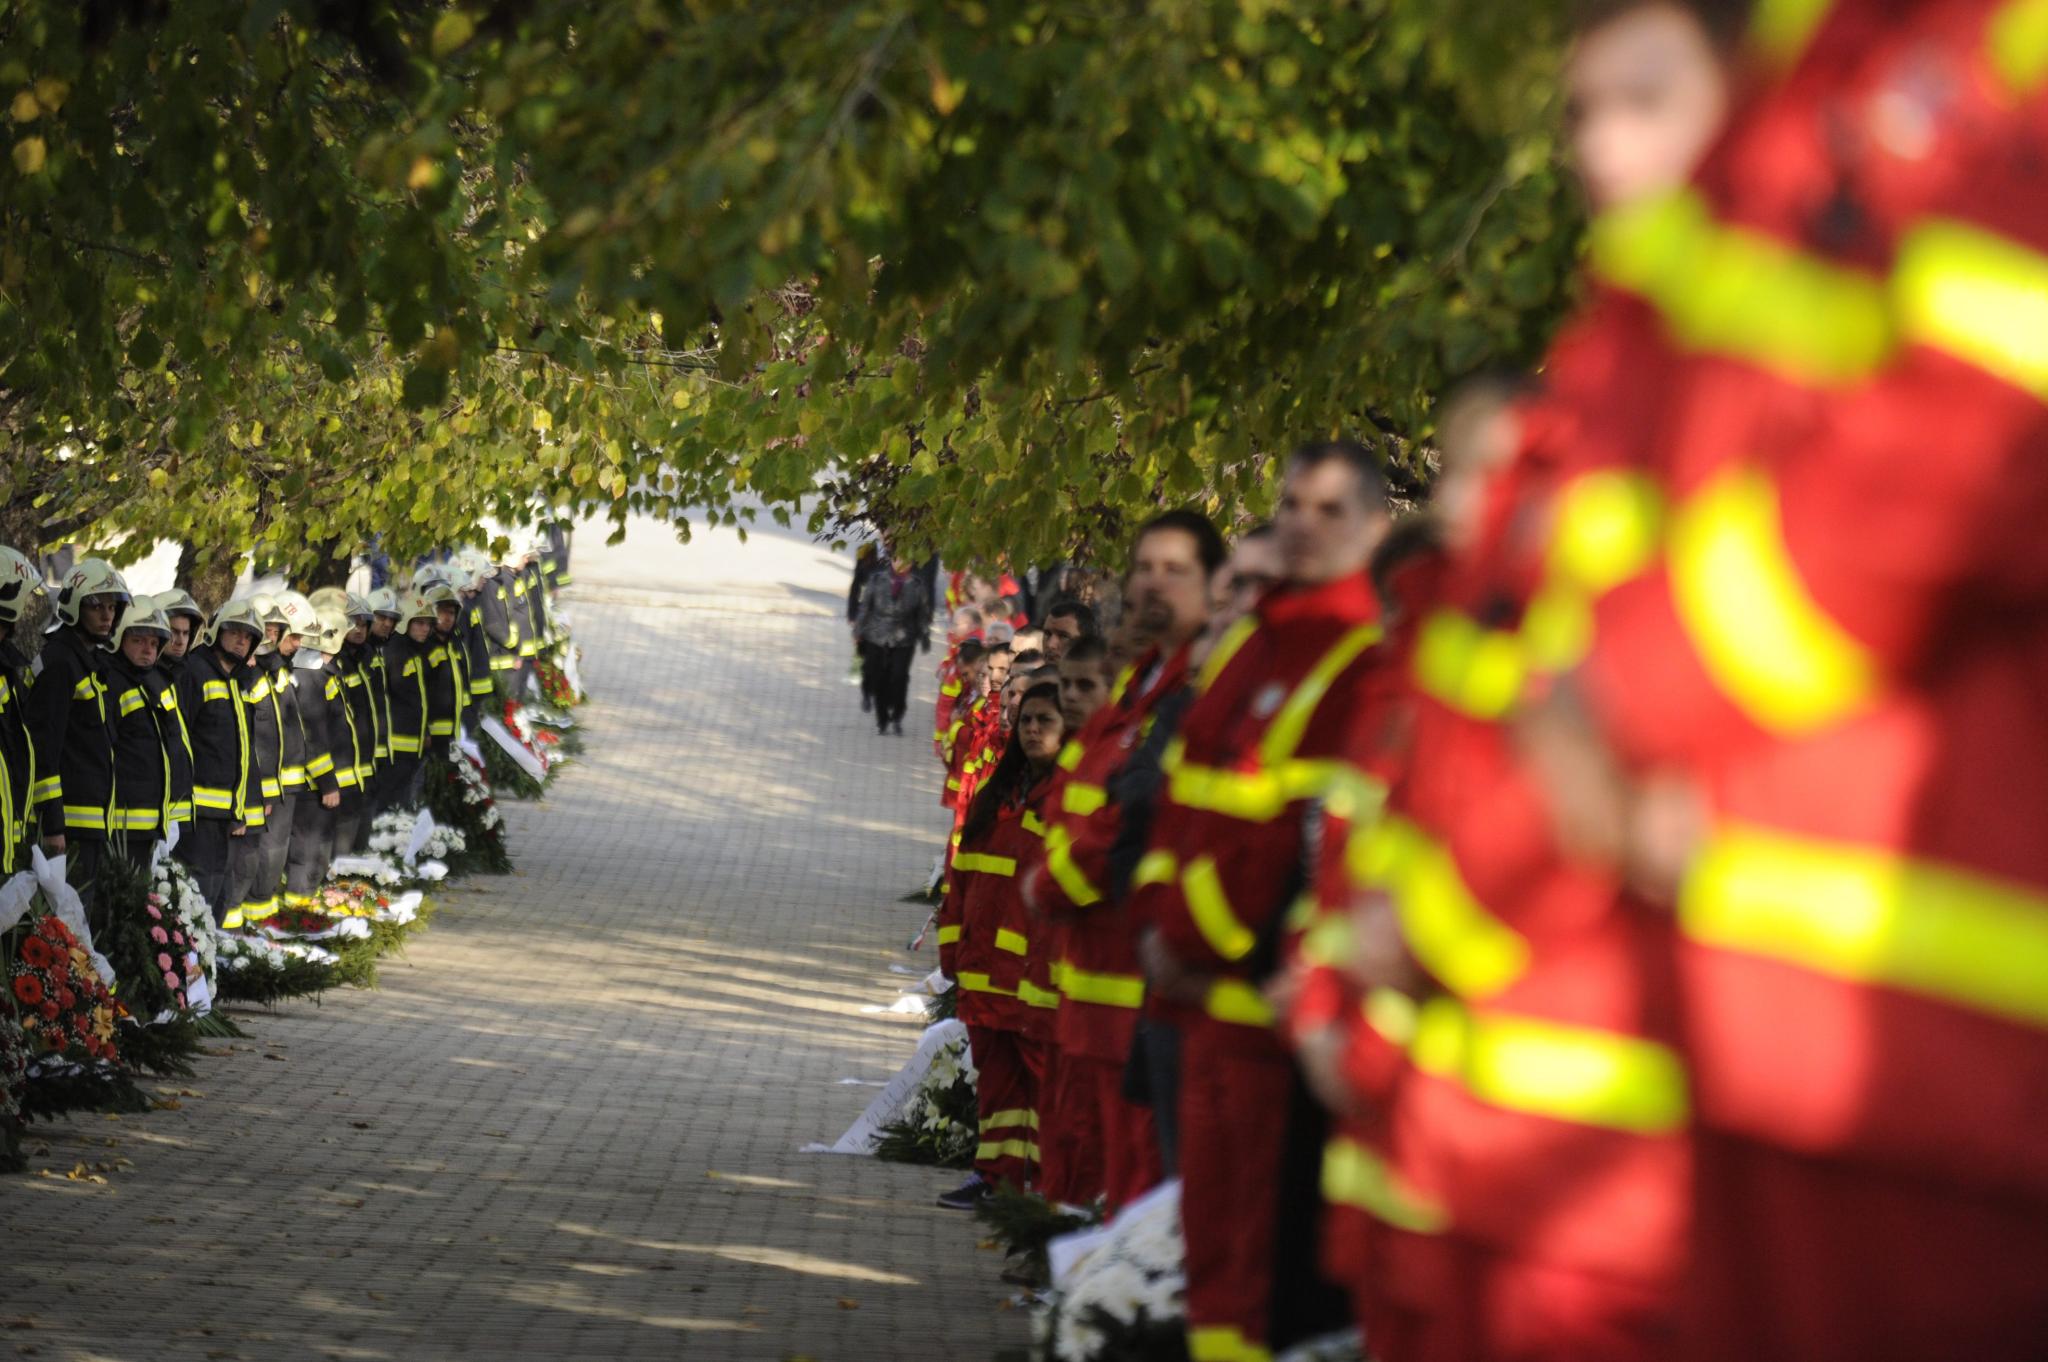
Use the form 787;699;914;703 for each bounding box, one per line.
431;11;476;59
147;468;168;491
669;388;691;411
407;155;439;191
930;72;966;116
33;78;66;112
532;408;553;434
12;136;45;174
9;91;39;123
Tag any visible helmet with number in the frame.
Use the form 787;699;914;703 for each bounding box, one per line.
418;577;460;610
400;588;438;630
341;591;374;625
313;606;350;654
151;588;206;629
275;589;318;643
0;546;45;627
51;557;132;631
203;598;267;649
248;592;284;653
114;599;172;644
367;586;401;620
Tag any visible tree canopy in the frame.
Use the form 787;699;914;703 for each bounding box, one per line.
0;0;1582;580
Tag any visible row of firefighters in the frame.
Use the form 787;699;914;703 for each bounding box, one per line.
0;535;571;934
923;4;2048;1359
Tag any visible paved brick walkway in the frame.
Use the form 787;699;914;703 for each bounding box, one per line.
2;522;1029;1361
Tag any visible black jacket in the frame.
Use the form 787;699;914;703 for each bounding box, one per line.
338;640;382;782
179;645;254;823
267;652;310;796
384;632;432;759
479;570;524;671
297;656;349;797
22;626;117;841
106;651;171;835
0;638;35;869
239;651;283;815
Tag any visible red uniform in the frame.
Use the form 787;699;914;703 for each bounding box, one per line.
938;770;1055;1190
1132;572;1383;1362
1022;645;1193;1210
1546;4;2048;1356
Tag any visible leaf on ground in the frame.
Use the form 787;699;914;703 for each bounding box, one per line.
835;1298;859;1310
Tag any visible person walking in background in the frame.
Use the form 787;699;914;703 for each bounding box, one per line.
847;542;882;714
854;554;929;737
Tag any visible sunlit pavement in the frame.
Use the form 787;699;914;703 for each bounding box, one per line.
0;515;1027;1360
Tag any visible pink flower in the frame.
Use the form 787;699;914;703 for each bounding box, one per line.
155;952;174;971
171;932;186;946
163;972;180;990
150;926;169;944
145;903;163;920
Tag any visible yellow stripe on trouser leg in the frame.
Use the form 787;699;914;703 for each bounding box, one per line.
1188;1325;1273;1362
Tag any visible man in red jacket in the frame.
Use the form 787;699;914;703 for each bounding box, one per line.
1134;444;1389;1362
1024;509;1226;1212
1511;4;2048;1357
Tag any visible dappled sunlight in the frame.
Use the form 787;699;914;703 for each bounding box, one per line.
553;1221;920;1286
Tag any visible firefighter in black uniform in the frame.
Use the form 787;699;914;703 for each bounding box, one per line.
22;557;129;930
105;599;176;868
0;545;46;876
177;598;262;923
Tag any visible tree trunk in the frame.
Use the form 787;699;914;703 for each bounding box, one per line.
176;542;244;614
302;537;354;592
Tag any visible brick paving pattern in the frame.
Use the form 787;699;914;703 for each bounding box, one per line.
1;522;1029;1361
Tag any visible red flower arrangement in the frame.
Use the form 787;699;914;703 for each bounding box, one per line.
8;914;120;1065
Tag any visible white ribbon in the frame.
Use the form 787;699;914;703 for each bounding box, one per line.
0;870;36;936
31;847;116;987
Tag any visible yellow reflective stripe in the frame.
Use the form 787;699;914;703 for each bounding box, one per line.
306;754;335;777
1410;996;1690;1135
1188;1325;1273;1362
1134;849;1177;888
956;971;1016;996
168;801;192;822
1057;963;1145;1008
335;769;359;788
1364;986;1420;1047
1196;616;1258;692
1257;623;1381;766
1298;912;1355;971
221;906;246;930
1670;465;1878;734
1043;823;1104;908
389;735;422;754
1204;977;1275;1027
280;765;308;785
244;806;266;828
71;676;97;700
994;928;1030;956
260;777;281;798
61;805;108;830
981;1108;1040;1131
1021;811;1048;838
110;808;161;831
953;852;1017;877
1018;979;1062;1009
975;1138;1041;1162
1351;816;1528;1001
1895;217;2048;400
1548;469;1667;594
936;925;962;945
1168;755;1346;821
1989;0;2048;93
1056;738;1085;772
1683;823;2048;1029
1061;782;1106;816
1321;1136;1449;1234
1412;611;1524;721
245;677;272;701
1749;0;1831;65
1592;189;1890;385
192;787;235;810
941;679;962;697
490;656;517;671
1183;854;1256;962
30;775;61;802
117;688;147;716
469;678;493;696
428;720;455;736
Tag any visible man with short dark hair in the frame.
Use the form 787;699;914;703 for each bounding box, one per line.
1041;598;1100;665
1023;507;1223;1211
1133;443;1390;1359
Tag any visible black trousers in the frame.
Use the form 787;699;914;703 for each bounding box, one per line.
62;836;110;939
283;793;337;904
863;642;915;728
176;816;235;926
332;789;367;859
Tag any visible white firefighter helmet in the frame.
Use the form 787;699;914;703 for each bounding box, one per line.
204;598;267;649
367;586;401;620
0;546;46;626
114;598;172;644
51;557;132;631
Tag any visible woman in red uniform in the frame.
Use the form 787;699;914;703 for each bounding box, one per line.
935;681;1068;1209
